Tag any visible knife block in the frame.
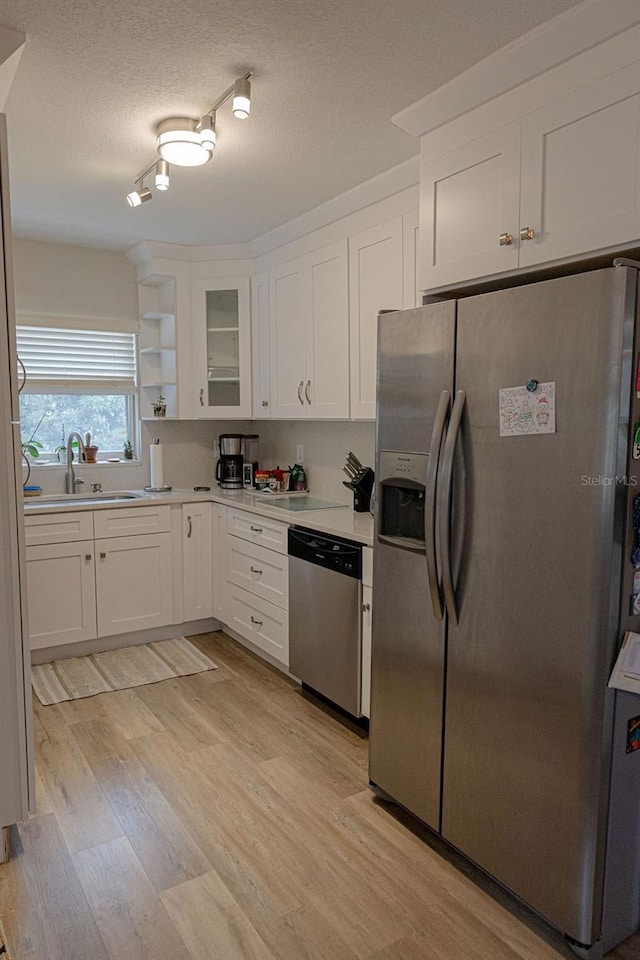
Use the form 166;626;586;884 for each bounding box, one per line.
343;467;374;513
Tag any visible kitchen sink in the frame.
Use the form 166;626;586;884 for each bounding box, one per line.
24;491;147;509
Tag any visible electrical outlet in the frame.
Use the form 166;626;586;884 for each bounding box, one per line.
296;444;304;464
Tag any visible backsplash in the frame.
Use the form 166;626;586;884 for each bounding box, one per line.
25;418;375;502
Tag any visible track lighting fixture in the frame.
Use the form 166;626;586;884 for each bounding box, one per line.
126;72;252;206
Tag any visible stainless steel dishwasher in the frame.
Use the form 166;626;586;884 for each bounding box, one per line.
288;526;363;716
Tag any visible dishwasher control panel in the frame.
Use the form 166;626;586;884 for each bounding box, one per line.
288;527;362;580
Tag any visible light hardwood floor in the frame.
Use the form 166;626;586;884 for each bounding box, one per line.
0;630;638;960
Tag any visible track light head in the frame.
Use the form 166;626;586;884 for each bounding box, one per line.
232;77;251;119
155;159;170;191
126;186;152;207
199;115;216;153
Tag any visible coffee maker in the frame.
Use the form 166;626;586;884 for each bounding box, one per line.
216;434;244;489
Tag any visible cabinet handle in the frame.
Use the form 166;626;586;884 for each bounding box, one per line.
187;516;193;538
297;381;304;405
250;566;263;575
520;226;535;241
250;616;263;627
250;525;263;533
99;552;106;559
305;380;311;404
85;553;92;561
499;232;513;246
262;399;269;407
362;602;371;613
199;388;204;407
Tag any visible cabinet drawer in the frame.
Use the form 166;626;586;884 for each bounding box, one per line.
94;505;171;539
226;582;289;666
226;508;288;555
24;511;94;546
227;536;289;609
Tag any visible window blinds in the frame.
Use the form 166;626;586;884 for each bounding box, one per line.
16;326;137;394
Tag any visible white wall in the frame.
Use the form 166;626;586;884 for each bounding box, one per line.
13;238;137;325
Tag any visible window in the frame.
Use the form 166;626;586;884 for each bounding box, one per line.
17;326;138;461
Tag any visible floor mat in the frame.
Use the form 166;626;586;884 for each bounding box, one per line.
32;637;217;705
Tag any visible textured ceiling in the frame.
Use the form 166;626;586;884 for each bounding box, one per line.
0;0;583;250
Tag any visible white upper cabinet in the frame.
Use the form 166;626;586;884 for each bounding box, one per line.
269;240;349;419
192;277;252;418
251;270;271;418
420;122;521;290
519;61;640;268
269;259;308;418
419;54;640;291
306;242;349;419
349;217;403;420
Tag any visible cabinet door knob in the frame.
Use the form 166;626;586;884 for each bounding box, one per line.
85;553;92;561
250;616;263;627
520;226;535;241
297;381;304;405
199;388;205;407
499;232;513;246
262;399;269;407
99;551;106;559
305;380;311;404
362;602;371;613
187;516;193;538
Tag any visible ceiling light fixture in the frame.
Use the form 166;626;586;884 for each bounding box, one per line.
126;71;253;206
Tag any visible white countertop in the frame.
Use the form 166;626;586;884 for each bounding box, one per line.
23;487;375;547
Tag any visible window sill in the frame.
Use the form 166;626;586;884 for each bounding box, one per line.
27;459;143;468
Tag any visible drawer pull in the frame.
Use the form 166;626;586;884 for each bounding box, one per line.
250;525;263;533
250;566;263;576
250;616;263;627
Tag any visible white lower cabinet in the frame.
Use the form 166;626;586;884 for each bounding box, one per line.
212;504;228;622
26;540;97;650
182;503;213;621
226;581;289;665
361;546;373;718
95;533;173;637
227;536;288;609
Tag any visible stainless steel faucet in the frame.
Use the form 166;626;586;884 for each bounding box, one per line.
64;432;86;494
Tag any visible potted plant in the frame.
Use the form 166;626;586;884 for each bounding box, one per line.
123;439;134;460
152;394;167;418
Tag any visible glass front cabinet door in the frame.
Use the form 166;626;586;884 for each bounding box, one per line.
192;277;252;418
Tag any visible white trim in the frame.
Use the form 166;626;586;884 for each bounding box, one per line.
392;0;640;138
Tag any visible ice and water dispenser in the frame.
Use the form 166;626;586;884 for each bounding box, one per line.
377;451;427;547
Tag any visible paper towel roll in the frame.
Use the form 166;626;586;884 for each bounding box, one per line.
149;442;164;489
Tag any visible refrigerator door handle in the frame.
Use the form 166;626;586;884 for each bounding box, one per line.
438;389;466;626
425;389;450;620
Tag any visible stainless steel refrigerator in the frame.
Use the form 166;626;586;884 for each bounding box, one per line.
0;112;34;857
369;263;640;958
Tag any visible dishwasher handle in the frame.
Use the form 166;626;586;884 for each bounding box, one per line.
288;526;362;579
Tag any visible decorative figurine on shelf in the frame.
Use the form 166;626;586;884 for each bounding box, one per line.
123;440;134;460
152;394;167;418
